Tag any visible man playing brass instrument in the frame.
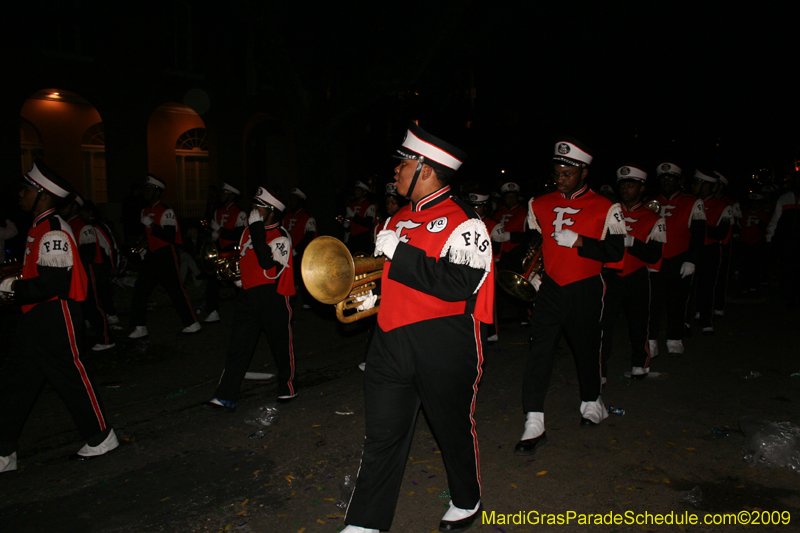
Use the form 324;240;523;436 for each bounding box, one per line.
201;187;296;411
341;123;494;533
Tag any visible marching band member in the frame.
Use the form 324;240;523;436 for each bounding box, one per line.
0;160;117;472
515;137;626;456
201;187;296;410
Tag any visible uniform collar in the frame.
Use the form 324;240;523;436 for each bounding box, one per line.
33;208;56;227
560;184;589;200
622;201;644;212
149;200;162;209
663;190;681;201
264;221;280;230
412;186;451;212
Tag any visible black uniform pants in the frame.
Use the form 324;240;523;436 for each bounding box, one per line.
649;254;693;341
696;243;721;328
130;246;197;328
601;268;651;376
214;284;295;402
84;263;111;345
714;241;732;312
345;315;484;531
0;299;110;456
522;274;604;413
739;241;765;292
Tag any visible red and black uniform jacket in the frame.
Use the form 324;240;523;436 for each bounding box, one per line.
238;220;296;296
605;202;666;277
213;202;246;251
701;195;734;245
378;186;494;332
346;198;376;238
142;200;182;253
285;208;317;256
740;206;770;245
767;191;800;243
492;203;528;255
656;191;706;263
527;185;626;287
17;209;88;313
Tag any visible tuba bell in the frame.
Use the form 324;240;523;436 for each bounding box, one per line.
496;236;544;302
199;238;241;280
301;236;384;323
645;199;662;215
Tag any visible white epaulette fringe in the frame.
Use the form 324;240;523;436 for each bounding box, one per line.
601;203;627;240
646;217;668;244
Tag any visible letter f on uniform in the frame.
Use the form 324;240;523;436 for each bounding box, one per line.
551;207;581;237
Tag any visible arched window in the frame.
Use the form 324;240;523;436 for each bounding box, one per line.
175;128;209;217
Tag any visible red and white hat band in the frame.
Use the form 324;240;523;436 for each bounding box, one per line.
27;163;69;198
400;130;463;171
694;170;717;183
616;166;647;182
254;187;285;212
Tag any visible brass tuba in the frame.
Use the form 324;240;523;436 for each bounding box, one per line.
301;236;384;323
645;199;662;215
0;262;23;306
199;238;241;280
496;237;544;302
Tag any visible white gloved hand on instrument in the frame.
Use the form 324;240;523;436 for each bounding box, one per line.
355;291;378;311
374;230;400;260
680;262;695;278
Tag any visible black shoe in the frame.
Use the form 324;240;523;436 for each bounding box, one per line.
580;417;599;427
513;433;547;456
199;401;236;412
439;505;483;532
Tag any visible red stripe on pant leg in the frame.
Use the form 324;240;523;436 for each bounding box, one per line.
470;316;483;492
284;295;295;395
61;300;106;431
171;247;197;322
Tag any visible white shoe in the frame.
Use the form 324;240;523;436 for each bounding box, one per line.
714;309;724;317
75;429;119;458
0;452;17;473
340;526;379;533
106;314;120;325
277;393;298;401
441;499;481;521
521;412;545;440
358;362;366;371
601;376;607;385
694;311;700;319
204;310;221;323
302;304;311;310
580;397;609;425
666;339;684;355
244;372;275;380
128;326;148;339
631;366;649;377
182;322;202;334
487;334;498;342
91;343;116;352
648;339;658;358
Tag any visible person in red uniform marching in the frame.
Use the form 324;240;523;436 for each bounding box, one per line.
0;160;118;473
647;162;706;356
690;169;734;335
200;187;296;410
341;123;494;533
601;165;665;381
128;175;201;338
515;137;626;457
203;182;247;323
284;187;317;309
342;181;377;254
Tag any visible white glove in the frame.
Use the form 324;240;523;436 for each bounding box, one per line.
292;249;297;257
355;291;378;311
553;229;579;248
234;279;243;288
141;214;154;228
248;209;264;225
210;219;221;231
138;249;147;261
680;262;695;278
530;273;542;291
623;234;635;248
491;223;510;242
374;230;400;260
211;230;219;241
0;277;15;295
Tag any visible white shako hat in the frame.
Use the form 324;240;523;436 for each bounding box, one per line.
468;192;490;205
21;159;72;198
553;136;593;167
385;183;400;197
616;164;648;182
145;174;166;190
289;187;307;200
253;186;285;212
656;162;682;177
221;182;241;195
500;182;520;194
73;193;85;207
713;171;729;186
393;122;466;173
354;181;370;191
694;169;718;183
